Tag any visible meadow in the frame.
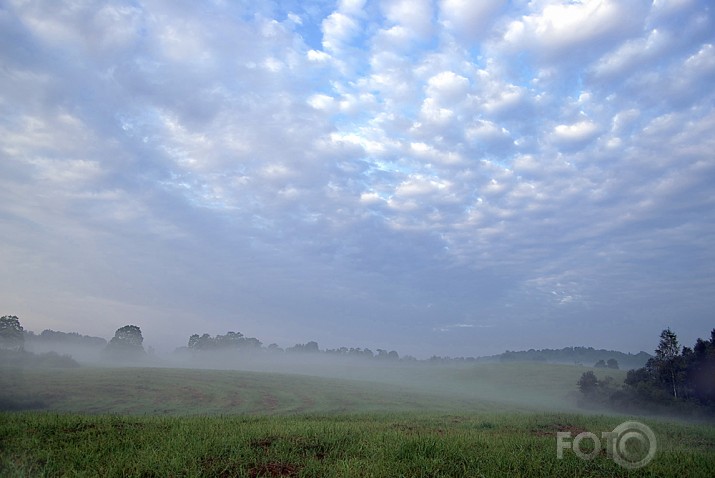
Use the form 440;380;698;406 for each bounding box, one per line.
1;362;713;476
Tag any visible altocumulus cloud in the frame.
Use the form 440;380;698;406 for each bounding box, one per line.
1;0;714;357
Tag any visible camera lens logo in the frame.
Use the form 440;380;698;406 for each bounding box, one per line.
557;420;657;469
606;421;657;469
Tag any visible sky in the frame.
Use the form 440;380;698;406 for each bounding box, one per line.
1;0;714;358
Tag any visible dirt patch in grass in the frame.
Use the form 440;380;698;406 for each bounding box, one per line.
390;423;446;436
391;423;418;433
176;386;210;404
60;423;100;434
227;396;244;408
199;455;243;478
250;437;276;452
532;423;587;437
261;394;279;411
247;462;301;477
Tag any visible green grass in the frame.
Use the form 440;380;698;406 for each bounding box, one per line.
0;366;501;415
1;363;711;476
1;411;713;477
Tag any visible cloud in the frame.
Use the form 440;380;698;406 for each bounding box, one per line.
551;120;600;145
381;0;434;41
0;0;714;357
502;0;649;64
426;71;470;104
439;0;506;41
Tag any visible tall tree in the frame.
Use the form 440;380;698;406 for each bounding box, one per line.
655;328;681;398
105;325;145;358
578;371;598;395
0;315;24;351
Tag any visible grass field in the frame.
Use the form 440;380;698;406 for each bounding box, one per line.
2;411;714;477
1;362;713;476
0;361;624;415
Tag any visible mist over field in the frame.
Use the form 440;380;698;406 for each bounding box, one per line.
2;339;621;415
3;316;715;475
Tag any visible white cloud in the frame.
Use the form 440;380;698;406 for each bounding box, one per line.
308;94;337;111
420;97;454;124
1;0;714;357
307;49;331;62
439;0;506;40
426;71;470;104
322;12;360;53
502;0;646;60
552;120;600;144
592;29;672;77
338;0;367;16
381;0;434;40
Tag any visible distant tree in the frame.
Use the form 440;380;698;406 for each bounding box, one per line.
217;331;244;348
105;325;145;358
197;333;213;349
606;358;619;370
289;341;320;353
186;331;262;352
594;359;606;368
578;371;598;395
654;328;682;398
35;329;107;347
685;330;715;404
188;334;200;349
0;315;24;351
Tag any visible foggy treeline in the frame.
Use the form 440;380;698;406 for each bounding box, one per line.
0;314;653;371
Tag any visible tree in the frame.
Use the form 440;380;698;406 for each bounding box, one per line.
655;328;681;398
188;334;200;349
656;328;680;361
0;315;24;351
606;358;619;369
578;371;598;395
288;341;319;353
217;331;244;348
105;325;145;358
683;330;715;405
594;359;606;368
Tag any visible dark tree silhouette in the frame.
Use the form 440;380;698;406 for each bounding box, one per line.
655;328;681;398
578;371;598;395
105;325;145;359
0;316;24;351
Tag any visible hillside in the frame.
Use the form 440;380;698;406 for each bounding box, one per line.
0;362;624;415
475;346;652;369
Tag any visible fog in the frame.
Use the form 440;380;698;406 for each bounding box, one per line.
5;338;616;415
6;323;714;424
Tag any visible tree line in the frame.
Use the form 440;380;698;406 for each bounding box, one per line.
488;346;651;369
0;316;146;365
177;331;404;360
578;327;715;415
